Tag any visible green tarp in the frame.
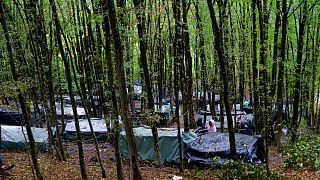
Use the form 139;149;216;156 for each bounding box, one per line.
0;125;53;151
119;127;195;163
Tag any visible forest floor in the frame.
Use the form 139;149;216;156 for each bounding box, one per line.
1;140;320;179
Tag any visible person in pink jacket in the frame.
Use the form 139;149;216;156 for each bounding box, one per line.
207;120;217;133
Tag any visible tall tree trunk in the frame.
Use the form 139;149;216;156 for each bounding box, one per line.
182;0;195;129
311;17;320;130
49;0;88;178
251;0;260;133
101;1;124;178
132;0;161;163
173;0;184;171
206;0;237;160
275;0;288;148
291;2;308;142
48;22;66;160
257;0;271;170
0;1;43;179
271;0;281;99
106;0;143;179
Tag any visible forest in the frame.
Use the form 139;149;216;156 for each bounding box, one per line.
0;0;320;179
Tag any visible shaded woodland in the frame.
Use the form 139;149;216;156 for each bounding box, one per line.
0;0;320;179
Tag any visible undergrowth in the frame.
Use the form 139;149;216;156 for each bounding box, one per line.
281;134;320;170
212;160;284;180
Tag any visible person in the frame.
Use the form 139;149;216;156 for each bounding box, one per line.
207;120;217;133
243;99;249;108
196;118;203;128
195;118;207;135
236;115;242;128
0;153;15;171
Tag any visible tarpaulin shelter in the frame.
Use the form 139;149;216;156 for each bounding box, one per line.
184;132;264;165
63;118;108;141
120;127;264;165
0;125;53;151
0;111;21;126
55;103;86;119
120;127;195;163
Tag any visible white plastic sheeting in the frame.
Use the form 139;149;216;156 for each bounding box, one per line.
55;103;86;116
64;118;108;133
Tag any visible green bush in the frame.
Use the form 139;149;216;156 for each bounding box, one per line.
214;161;283;180
281;134;320;170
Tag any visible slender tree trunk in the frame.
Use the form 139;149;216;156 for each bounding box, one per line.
101;1;124;178
49;0;87;178
275;0;288;148
271;0;281;99
252;0;260;133
132;0;161;163
48;22;66;160
173;0;184;171
106;0;143;179
206;0;237;159
182;0;195;129
291;3;308;142
0;1;43;179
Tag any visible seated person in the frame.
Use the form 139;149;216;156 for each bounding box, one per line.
195;118;207;135
196;118;203;128
207;120;217;133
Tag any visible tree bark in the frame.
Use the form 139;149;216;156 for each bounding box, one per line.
173;0;184;171
49;0;88;178
182;0;195;129
132;0;161;163
275;0;288;148
106;0;143;179
291;2;308;142
101;1;124;178
0;1;43;179
271;0;281;99
251;0;260;133
206;0;237;160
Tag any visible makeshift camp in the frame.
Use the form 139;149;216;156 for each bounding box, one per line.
55;103;86;118
120;127;195;163
0;111;21;126
237;114;255;127
63;118;108;141
243;107;253;114
0;125;53;151
197;114;255;134
184;133;264;165
154;104;175;125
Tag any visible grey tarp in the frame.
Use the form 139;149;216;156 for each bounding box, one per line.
184;132;264;165
63;118;108;141
120;127;195;163
0;125;53;151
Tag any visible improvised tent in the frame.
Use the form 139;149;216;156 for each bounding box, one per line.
55;103;86;118
0;125;53;151
0;111;21;126
154;104;175;125
184;132;264;165
63;118;108;141
120;127;195;163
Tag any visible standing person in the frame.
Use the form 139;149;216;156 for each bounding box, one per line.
207;120;217;133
